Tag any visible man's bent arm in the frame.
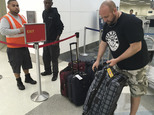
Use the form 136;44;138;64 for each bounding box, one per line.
0;18;20;36
96;40;108;62
108;41;142;66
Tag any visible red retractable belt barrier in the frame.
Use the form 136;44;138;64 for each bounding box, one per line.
0;34;77;48
39;34;76;48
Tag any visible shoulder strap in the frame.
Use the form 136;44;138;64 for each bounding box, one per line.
7;13;26;28
18;14;27;24
2;15;14;29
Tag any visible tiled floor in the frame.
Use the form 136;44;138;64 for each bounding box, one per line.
0;49;67;115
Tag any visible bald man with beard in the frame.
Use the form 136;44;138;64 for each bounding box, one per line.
92;0;149;115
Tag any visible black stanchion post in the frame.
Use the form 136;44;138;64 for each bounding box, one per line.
75;32;79;38
31;43;49;102
75;32;80;58
80;27;88;56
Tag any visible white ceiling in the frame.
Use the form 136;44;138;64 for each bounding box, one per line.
120;0;153;6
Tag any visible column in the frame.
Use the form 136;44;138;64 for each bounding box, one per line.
0;0;7;50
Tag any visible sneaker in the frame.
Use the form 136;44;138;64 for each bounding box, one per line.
41;71;52;76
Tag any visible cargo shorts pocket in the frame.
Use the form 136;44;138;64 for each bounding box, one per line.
127;66;148;97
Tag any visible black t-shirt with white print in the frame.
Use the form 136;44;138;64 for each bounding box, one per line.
102;12;149;70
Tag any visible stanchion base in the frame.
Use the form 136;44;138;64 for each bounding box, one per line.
80;53;88;56
0;75;2;79
31;91;49;102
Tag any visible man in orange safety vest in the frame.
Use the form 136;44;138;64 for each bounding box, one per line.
0;0;37;90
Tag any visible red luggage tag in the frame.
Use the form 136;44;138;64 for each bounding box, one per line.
107;68;114;78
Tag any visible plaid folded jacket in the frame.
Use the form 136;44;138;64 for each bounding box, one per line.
83;65;128;115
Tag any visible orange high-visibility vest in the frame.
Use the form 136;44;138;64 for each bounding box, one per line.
2;13;27;48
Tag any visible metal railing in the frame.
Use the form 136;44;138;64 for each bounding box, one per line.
80;27;102;56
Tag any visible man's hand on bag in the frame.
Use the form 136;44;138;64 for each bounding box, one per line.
92;60;99;71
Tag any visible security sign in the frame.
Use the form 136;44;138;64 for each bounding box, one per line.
24;23;46;43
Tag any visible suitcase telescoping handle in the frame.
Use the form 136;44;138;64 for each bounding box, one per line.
69;42;80;73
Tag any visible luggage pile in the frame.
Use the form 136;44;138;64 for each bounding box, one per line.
60;42;102;106
60;42;128;115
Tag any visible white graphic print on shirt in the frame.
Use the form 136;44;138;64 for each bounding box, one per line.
106;31;119;51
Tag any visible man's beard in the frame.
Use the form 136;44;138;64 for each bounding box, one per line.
108;14;116;26
12;10;19;15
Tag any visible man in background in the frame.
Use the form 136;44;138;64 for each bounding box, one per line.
41;0;64;81
130;9;135;16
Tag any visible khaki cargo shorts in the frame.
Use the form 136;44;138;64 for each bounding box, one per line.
115;65;149;97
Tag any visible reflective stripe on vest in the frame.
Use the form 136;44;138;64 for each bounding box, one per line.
3;13;27;48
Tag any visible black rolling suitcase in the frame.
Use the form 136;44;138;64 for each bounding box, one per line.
83;62;128;115
67;42;91;106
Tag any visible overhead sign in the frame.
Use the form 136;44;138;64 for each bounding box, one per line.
24;23;46;43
